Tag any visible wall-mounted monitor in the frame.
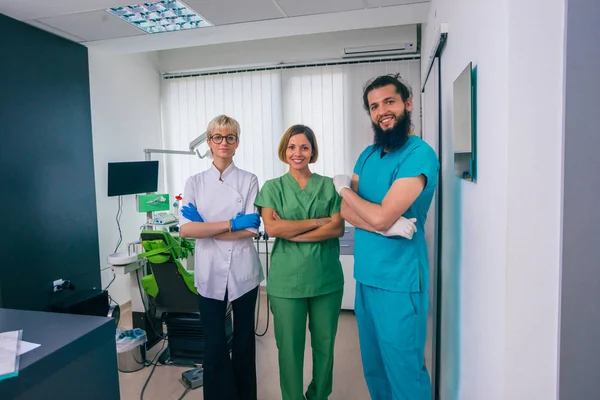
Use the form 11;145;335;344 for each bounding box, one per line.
453;62;477;182
107;161;159;197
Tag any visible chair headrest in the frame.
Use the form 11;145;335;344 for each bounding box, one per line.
139;230;182;263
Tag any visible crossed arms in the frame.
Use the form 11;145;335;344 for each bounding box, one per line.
180;178;259;241
261;171;425;241
180;170;425;241
181;222;256;241
340;174;426;232
261;209;344;242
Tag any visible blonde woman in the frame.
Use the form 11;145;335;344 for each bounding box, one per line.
179;115;263;400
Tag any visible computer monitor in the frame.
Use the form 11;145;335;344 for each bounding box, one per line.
107;161;159;197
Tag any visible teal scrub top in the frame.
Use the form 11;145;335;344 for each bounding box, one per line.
255;173;344;298
353;135;439;293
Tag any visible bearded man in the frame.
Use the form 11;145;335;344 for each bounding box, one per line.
334;74;440;400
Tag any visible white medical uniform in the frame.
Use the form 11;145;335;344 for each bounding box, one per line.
179;162;264;301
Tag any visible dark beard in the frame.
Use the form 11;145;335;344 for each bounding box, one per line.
372;111;411;153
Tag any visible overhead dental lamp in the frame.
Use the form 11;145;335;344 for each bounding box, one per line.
143;132;209;161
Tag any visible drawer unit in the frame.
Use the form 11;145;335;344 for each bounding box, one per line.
340;226;355;255
341;226;355;241
340;255;355;310
339;240;354;255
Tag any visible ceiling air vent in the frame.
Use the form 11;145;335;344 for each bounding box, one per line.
342;43;417;58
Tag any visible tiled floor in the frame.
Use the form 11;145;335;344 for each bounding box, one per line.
117;291;371;399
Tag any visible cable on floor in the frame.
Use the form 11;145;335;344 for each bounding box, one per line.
177;386;191;400
139;338;169;400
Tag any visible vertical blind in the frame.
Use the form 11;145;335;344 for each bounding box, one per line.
161;59;421;195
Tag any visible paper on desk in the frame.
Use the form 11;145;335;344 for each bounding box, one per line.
17;340;40;356
0;330;22;380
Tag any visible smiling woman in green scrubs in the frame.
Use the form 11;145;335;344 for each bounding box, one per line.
255;124;344;400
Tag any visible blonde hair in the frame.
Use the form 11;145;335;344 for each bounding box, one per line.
277;125;319;164
206;115;241;137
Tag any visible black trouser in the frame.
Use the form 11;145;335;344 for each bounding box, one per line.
198;287;258;400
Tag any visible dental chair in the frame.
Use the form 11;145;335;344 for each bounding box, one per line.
138;230;233;366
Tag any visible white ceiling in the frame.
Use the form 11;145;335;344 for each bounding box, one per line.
275;0;365;17
0;0;430;52
186;0;286;25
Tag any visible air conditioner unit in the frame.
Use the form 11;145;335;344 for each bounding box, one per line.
342;42;417;58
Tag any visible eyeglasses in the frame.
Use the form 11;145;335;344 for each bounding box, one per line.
209;134;238;145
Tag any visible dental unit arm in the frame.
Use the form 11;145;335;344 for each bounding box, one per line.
142;132;210;224
143;131;209;161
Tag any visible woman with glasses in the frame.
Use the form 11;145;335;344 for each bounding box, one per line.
255;124;345;400
179;114;263;400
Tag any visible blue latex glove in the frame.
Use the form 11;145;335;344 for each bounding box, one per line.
230;213;260;231
181;202;204;222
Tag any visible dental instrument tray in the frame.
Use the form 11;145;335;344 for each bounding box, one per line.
152;212;178;225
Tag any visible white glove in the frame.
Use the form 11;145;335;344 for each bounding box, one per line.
333;174;351;195
379;217;417;240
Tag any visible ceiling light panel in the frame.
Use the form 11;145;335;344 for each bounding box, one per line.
106;0;212;34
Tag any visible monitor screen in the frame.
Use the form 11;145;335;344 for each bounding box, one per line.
107;161;159;197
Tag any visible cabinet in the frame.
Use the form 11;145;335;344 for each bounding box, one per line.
340;255;355;310
340;226;356;310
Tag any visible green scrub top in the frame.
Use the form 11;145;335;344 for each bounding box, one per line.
255;173;344;299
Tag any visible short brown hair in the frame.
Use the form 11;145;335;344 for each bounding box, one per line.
277;125;319;164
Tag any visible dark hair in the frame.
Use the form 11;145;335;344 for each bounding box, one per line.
362;73;412;112
277;124;319;164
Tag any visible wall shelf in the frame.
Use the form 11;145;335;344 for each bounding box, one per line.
453;62;477;182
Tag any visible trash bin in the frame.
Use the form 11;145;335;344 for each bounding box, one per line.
115;328;147;372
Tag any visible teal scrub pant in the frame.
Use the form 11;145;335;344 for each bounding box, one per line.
269;290;343;400
355;282;431;400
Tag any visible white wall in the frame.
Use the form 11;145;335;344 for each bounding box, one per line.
423;1;509;398
422;0;565;399
89;50;164;305
504;1;564;399
158;25;417;73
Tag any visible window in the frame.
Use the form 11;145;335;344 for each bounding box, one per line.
160;60;420;194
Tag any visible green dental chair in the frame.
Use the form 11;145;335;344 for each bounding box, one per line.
138;230;233;366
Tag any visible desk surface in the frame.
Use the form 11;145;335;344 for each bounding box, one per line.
0;309;117;398
0;308;112;370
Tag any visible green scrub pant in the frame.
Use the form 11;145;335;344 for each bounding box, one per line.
269;289;343;400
